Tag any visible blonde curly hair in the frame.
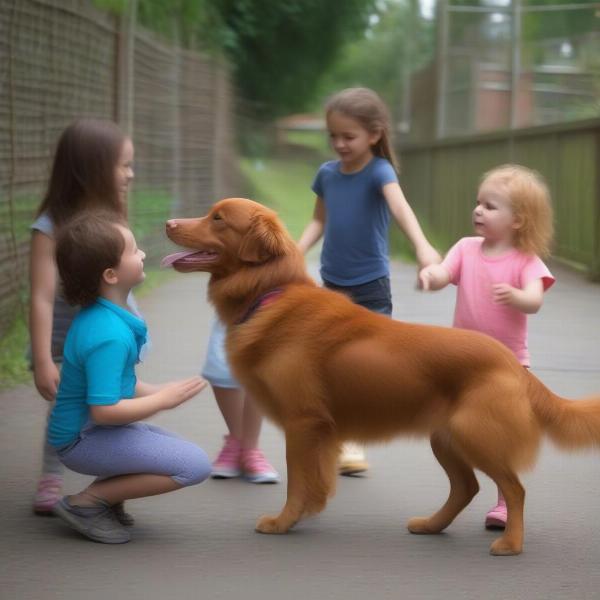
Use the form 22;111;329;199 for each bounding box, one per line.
480;164;554;257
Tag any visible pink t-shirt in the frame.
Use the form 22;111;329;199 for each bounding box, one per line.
442;237;555;366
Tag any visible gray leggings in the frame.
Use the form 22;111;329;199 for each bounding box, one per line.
58;423;211;487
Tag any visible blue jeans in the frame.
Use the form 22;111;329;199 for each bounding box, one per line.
323;276;392;316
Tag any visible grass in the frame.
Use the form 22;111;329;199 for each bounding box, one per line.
241;138;423;264
240;157;320;241
129;189;172;242
0;314;30;390
0;267;174;393
0;189;176;391
283;129;330;157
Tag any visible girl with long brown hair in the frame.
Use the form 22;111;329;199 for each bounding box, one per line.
30;118;136;517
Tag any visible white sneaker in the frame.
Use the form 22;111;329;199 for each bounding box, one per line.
338;442;369;476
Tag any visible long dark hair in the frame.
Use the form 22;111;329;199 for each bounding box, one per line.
37;119;127;226
325;87;400;173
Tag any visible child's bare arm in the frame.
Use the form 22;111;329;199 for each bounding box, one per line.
297;197;325;254
29;231;60;401
492;279;544;314
91;376;207;425
382;183;441;268
418;264;452;291
135;380;165;397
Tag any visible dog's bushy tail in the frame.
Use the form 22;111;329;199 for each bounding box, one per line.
528;372;600;450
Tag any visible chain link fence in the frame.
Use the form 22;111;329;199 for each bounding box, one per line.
408;0;600;143
0;0;239;336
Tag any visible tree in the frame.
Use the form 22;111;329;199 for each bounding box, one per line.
315;0;435;122
94;0;377;118
209;0;377;118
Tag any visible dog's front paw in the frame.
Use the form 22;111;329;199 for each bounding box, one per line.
407;516;442;535
255;515;290;534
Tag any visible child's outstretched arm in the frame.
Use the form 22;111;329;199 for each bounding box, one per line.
297;197;325;254
135;380;165;397
382;183;441;268
418;264;451;291
492;279;544;314
29;231;60;401
91;376;207;425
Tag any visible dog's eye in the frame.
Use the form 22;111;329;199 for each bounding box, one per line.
213;213;222;221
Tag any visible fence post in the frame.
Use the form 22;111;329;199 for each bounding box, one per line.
435;0;449;139
593;127;600;280
510;0;522;130
171;18;182;215
212;60;227;201
115;0;137;135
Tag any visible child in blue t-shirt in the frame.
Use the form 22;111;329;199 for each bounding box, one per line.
49;213;210;544
298;87;441;475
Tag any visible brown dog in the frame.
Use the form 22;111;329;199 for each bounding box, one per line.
164;197;600;556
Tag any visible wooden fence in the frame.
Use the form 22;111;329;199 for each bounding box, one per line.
398;118;600;279
0;0;238;335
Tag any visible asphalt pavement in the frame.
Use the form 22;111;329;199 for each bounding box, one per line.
1;259;600;600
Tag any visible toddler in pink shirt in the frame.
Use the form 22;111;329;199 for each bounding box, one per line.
419;164;555;529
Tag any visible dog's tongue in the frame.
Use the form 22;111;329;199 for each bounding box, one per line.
161;250;199;268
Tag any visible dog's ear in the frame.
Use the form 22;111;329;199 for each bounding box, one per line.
238;212;290;263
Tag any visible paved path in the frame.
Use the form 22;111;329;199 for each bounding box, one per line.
1;260;600;600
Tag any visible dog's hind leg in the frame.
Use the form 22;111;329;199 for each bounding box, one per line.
408;430;479;535
478;467;525;556
255;419;338;534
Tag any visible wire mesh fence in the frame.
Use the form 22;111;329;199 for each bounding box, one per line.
408;0;600;143
0;0;238;335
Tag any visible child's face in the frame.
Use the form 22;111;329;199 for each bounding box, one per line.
473;180;519;243
115;138;135;205
114;225;146;289
326;110;380;170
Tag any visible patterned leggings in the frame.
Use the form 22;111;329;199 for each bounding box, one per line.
58;422;211;487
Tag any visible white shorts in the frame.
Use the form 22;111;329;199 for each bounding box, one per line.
201;318;239;389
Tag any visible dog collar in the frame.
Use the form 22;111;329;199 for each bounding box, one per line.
236;288;284;325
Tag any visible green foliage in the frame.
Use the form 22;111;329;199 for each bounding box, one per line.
128;189;172;241
283;130;330;157
137;0;223;49
0;268;172;392
0;315;30;391
240;156;320;240
315;0;434;118
449;0;600;42
209;0;377;118
93;0;223;49
93;0;379;121
523;0;599;41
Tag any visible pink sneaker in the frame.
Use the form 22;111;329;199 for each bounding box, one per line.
33;474;63;515
241;448;280;484
211;435;242;478
485;496;507;529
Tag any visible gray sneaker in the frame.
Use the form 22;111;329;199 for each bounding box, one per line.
53;497;131;544
112;502;135;526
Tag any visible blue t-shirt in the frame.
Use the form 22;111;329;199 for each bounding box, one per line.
311;157;398;286
47;298;148;448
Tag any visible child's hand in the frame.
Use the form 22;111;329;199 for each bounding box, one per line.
492;283;517;306
418;266;436;291
417;264;449;291
34;362;60;401
416;245;442;270
162;376;207;409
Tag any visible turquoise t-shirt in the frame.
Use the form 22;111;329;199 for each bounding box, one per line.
311;157;398;286
47;298;148;448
